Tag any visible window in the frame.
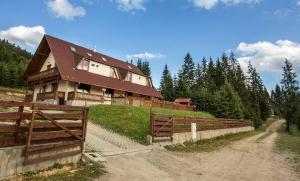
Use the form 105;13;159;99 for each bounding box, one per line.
91;64;95;67
96;65;99;68
70;46;76;52
51;83;57;92
105;89;114;95
47;64;52;70
42;85;47;93
128;65;132;69
78;84;91;93
102;57;107;61
87;52;92;57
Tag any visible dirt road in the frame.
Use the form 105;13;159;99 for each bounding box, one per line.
100;120;299;181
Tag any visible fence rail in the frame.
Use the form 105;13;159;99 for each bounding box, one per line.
150;113;253;143
0;100;88;165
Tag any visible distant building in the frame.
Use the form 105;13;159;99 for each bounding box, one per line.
23;35;162;106
174;98;192;106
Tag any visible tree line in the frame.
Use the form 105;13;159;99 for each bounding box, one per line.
271;60;300;132
159;52;271;128
0;39;32;88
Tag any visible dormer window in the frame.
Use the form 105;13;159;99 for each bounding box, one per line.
128;65;132;69
87;52;92;57
102;57;107;62
47;64;51;70
70;46;76;52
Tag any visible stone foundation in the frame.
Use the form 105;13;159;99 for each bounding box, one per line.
0;145;82;179
172;126;254;144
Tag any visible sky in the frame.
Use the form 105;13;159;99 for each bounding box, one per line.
1;0;300;91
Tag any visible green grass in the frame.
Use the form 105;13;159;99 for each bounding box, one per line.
165;131;259;153
23;161;106;181
276;124;300;176
89;105;214;145
0;86;26;94
151;107;213;118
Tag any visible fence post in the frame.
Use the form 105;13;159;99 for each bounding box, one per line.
150;112;154;143
14;105;24;143
25;112;36;157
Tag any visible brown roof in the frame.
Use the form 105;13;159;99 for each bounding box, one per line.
25;35;162;98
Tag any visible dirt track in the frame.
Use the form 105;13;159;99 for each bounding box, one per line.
100;120;299;181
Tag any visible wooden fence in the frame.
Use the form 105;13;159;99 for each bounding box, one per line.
121;97;195;111
150;113;253;142
0;100;88;165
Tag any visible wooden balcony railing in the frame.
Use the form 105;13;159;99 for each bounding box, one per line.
27;68;59;83
24;94;33;102
37;91;65;101
67;92;104;102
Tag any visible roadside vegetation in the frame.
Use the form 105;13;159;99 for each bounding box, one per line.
89;105;213;145
165;131;258;153
22;161;105;181
276;124;300;176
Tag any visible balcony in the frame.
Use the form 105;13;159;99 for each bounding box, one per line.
37;91;65;101
27;68;60;83
67;92;104;102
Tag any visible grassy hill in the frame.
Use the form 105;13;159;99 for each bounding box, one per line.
89;105;213;145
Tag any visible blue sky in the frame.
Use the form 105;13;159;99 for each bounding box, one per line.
1;0;300;91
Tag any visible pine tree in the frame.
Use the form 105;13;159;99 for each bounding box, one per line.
205;58;216;92
142;61;151;77
280;59;299;132
214;58;224;88
159;65;174;101
182;53;195;87
220;53;230;82
272;84;283;116
215;84;244;119
175;70;190;98
136;59;142;70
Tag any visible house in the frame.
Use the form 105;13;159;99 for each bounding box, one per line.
23;35;162;106
174;98;192;106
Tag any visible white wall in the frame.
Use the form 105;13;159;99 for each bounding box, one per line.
131;73;148;86
88;61;117;78
40;52;56;72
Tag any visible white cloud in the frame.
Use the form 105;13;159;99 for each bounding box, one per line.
47;0;86;20
0;25;45;49
115;0;146;12
235;40;300;74
297;0;300;5
126;52;165;60
191;0;261;9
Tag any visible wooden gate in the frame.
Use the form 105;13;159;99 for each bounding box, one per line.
150;113;174;143
0;100;88;165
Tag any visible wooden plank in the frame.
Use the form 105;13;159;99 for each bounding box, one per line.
0;112;20;120
33;122;82;129
0;137;26;147
16;112;82;120
154;132;173;137
23;150;81;166
31;130;82;141
36;111;83;141
32;104;86;111
0;125;27;133
26;140;81;155
0;100;32;107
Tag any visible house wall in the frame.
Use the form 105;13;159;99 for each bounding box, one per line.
88;61;117;78
32;84;40;102
40;52;56;72
125;72;149;86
